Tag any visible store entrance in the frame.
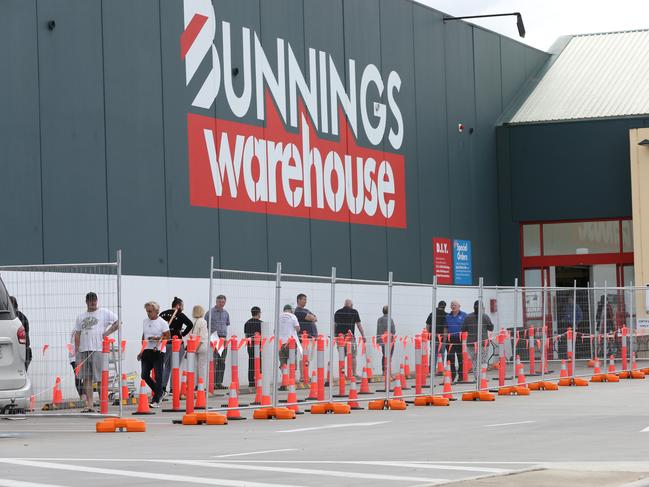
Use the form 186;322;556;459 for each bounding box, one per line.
555;265;590;288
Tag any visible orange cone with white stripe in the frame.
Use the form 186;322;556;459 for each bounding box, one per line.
253;373;263;404
436;353;444;374
442;361;453;399
52;376;62;405
479;364;489;391
195;377;206;409
608;355;616;374
132;380;155;415
559;359;568;378
516;355;527;386
392;374;403;399
348;377;362;410
120;373;129;404
359;366;371;394
286;378;299;412
307;371;318;400
226;382;245;420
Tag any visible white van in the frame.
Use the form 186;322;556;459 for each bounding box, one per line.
0;277;31;413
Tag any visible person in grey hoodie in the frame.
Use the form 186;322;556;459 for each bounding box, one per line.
205;294;230;389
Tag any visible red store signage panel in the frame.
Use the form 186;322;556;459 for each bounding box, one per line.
433;237;453;284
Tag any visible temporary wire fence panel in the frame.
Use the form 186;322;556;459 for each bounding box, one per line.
0;260;120;416
5;254;649;417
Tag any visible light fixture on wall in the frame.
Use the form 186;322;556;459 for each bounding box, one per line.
443;12;526;38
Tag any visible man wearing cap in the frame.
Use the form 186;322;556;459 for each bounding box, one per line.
278;304;300;370
73;292;119;412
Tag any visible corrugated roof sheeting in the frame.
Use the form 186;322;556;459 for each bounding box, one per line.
509;30;649;124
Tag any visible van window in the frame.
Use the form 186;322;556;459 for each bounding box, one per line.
0;277;15;320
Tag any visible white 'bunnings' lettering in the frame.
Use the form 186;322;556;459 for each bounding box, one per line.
183;0;403;151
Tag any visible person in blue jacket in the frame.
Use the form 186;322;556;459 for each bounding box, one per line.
445;300;467;383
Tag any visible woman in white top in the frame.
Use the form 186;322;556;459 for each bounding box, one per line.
139;301;170;407
192;305;209;385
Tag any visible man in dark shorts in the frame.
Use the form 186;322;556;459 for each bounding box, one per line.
334;299;366;377
244;306;262;387
294;294;317;381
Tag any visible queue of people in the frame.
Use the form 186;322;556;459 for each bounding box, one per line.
14;288;501;411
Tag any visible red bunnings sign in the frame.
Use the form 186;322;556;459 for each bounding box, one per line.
182;0;406;228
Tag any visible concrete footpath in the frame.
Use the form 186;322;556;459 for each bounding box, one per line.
1;378;649;486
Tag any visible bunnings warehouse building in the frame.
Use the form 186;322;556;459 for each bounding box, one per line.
1;0;648;293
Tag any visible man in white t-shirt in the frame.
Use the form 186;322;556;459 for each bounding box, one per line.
73;292;119;412
139;301;170;407
278;304;300;371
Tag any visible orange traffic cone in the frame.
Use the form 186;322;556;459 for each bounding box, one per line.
404;356;411;378
399;365;409;390
226;383;245;420
348;377;363;410
593;358;601;375
180;371;187;399
436;353;444;374
52;376;62;405
120;373;129;404
516;355;527;386
195;377;206;409
359;366;372;394
132;380;155;415
608;355;616;374
307;371;318;400
559;359;568;378
286;379;302;414
479;364;489;391
280;364;289;390
392;374;403;399
442;361;453;399
253;374;263;404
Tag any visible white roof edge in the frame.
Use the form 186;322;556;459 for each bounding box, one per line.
503;29;649;125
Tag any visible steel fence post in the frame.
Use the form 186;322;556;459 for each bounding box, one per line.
572;280;577;378
541;282;547;383
430;276;437;396
603;281;608;366
512;278;518;386
588;283;595;361
630;282;635;369
206;256;214;412
328;267;336;404
116;249;123;418
386;271;393;401
272;262;281;409
476;277;484;392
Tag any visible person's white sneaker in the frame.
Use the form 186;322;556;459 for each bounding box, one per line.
149;401;160;408
160;391;169;402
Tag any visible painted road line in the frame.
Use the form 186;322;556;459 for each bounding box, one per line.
640;426;649;432
0;480;67;487
209;460;509;474
214;449;299;458
171;460;449;484
484;420;536;427
276;421;390;433
0;459;303;487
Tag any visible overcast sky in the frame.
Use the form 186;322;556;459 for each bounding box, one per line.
418;0;649;51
